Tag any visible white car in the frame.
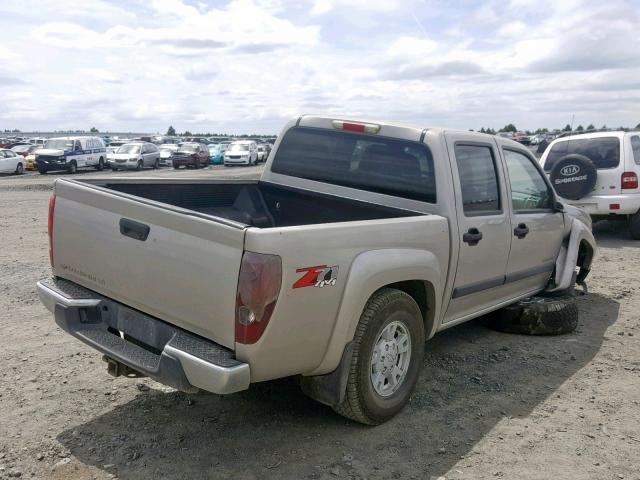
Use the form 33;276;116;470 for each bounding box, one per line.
224;141;259;166
159;144;179;166
257;144;268;163
110;142;161;171
35;136;107;174
540;131;640;238
0;148;24;174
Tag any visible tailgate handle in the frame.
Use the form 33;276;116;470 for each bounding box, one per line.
119;218;150;241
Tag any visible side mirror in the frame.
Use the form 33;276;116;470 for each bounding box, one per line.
554;201;565;213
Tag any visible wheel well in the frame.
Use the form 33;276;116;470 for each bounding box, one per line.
576;240;594;283
385;280;436;337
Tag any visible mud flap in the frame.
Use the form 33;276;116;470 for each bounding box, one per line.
300;342;354;407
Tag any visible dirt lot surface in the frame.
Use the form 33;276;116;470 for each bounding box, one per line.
1;167;639;480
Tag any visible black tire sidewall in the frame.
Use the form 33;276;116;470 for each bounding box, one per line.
549;154;597;200
355;294;425;422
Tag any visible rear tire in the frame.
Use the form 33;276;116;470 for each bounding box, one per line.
96;158;104;171
485;295;578;335
136;160;143;171
153;158;159;169
629;211;640;240
333;288;425;425
67;161;77;174
15;163;24;175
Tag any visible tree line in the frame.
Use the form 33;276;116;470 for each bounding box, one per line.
478;123;640;135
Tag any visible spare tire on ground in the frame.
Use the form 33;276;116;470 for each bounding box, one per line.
549;154;597;200
485;295;578;335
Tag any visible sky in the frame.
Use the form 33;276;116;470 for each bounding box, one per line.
1;0;639;134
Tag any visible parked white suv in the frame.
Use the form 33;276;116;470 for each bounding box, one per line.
224;141;258;166
540;131;640;238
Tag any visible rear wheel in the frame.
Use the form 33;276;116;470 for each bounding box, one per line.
15;163;24;175
96;157;104;171
629;211;640;240
67;161;77;174
136;160;143;171
153;158;159;169
333;288;425;425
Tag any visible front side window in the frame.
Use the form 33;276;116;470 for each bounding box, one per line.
631;136;640;165
544;137;620;171
454;144;501;215
504;149;553;211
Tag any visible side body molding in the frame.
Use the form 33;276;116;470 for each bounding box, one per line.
307;248;444;376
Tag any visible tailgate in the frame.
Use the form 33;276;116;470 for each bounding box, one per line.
51;180;245;349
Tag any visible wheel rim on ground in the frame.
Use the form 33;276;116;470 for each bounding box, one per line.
370;320;412;397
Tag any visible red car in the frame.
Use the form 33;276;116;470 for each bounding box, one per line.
172;142;210;169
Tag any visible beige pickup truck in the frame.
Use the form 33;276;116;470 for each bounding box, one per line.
37;116;596;424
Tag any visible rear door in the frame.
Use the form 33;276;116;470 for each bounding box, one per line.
501;147;563;294
443;134;513;323
52;180;246;348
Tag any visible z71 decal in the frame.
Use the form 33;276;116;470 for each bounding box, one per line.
293;265;339;289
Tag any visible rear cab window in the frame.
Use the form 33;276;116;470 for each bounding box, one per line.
271;127;436;203
453;144;501;215
544;136;621;172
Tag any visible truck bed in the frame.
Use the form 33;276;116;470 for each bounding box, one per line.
93;179;419;228
51;178;432;351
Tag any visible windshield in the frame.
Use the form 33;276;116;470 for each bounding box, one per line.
544;136;620;171
45;139;74;151
116;145;141;154
209;145;221;153
178;144;198;152
271;127;436;203
228;143;249;152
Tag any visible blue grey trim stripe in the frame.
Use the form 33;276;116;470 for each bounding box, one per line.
452;262;555;299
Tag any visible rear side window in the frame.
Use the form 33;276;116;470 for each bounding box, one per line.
271;127;436;203
631;136;640;165
544;137;620;171
454;144;501;215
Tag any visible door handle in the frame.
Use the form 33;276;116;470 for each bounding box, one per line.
463;228;483;246
514;223;529;239
119;218;150;241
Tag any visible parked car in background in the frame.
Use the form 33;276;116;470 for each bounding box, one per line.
110;142;160;171
159;144;179;166
224;140;258;166
29;137;48;146
12;144;42;158
540;130;640;239
513;132;531;145
208;144;225;164
172;142;209;169
24;146;43;170
497;132;513;138
35;136;106;174
0;148;25;174
257;144;268;163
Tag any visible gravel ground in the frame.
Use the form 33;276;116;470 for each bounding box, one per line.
1;166;639;480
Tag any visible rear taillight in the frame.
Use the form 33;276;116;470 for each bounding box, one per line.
235;252;282;345
621;172;638;189
48;193;56;267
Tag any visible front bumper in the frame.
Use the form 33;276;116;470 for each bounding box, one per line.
37;278;250;394
224;158;250;165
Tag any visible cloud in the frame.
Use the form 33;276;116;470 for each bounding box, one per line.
1;0;639;134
